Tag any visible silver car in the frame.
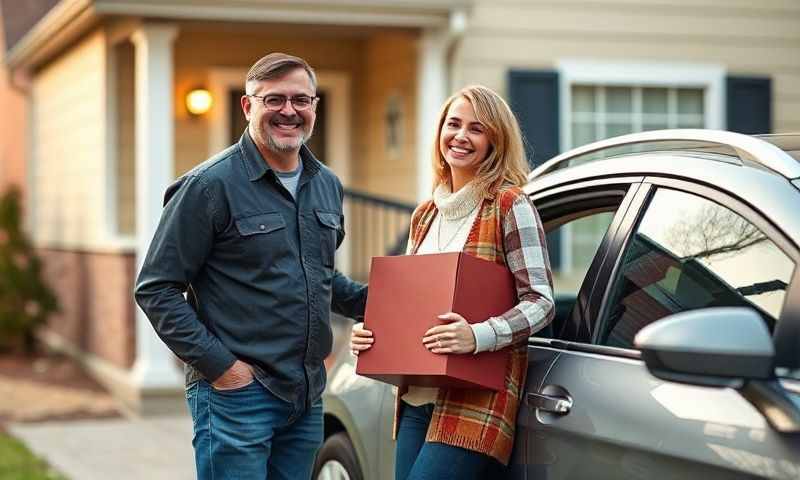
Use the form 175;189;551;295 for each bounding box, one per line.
314;130;800;480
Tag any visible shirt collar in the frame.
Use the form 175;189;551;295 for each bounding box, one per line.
239;129;321;182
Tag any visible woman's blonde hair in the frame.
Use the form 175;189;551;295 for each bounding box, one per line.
431;85;530;195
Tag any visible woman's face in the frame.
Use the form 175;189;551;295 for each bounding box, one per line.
439;97;491;185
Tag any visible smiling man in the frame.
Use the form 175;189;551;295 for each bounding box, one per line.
134;53;367;480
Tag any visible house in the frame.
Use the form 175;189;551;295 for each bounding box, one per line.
1;0;797;414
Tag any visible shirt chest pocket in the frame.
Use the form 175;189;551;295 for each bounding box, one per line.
315;210;341;268
234;213;287;259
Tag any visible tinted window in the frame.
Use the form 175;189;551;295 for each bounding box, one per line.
600;188;795;349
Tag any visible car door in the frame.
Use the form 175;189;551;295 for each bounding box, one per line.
508;177;646;477
518;179;800;479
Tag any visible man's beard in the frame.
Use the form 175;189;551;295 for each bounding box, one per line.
267;132;308;152
265;114;313;152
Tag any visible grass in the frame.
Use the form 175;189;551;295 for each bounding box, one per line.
0;432;66;480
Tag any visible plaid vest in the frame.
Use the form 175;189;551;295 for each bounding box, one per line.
394;186;531;465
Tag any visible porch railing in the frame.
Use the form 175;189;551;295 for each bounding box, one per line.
342;188;416;282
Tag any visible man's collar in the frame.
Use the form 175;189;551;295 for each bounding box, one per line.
239;129;321;182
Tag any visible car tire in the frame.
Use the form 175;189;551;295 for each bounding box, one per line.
313;432;363;480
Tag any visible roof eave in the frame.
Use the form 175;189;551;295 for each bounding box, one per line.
5;0;98;71
92;0;463;28
6;0;470;70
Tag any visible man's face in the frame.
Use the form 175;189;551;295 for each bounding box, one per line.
242;68;317;155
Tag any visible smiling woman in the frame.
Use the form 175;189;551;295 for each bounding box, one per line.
350;85;555;480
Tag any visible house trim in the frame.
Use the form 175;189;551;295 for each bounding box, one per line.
7;0;468;71
5;0;97;70
93;1;458;28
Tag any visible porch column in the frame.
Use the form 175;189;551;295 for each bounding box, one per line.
131;24;184;391
415;28;449;201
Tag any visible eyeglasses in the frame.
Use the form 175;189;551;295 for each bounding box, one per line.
247;94;319;112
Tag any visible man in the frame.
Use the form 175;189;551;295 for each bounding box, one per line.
134;53;367;480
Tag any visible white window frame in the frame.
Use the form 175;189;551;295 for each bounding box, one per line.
558;59;726;152
555;59;726;272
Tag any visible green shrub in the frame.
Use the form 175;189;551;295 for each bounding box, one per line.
0;187;58;352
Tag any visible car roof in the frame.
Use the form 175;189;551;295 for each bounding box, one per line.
530;130;800;181
524;134;800;250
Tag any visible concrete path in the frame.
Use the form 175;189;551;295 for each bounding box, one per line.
9;414;195;480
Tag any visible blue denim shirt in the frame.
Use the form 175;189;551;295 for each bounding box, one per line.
134;131;367;412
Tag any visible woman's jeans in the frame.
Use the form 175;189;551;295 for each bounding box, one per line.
395;401;505;480
186;379;323;480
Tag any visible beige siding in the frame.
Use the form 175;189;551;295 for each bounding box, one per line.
32;30;109;248
115;41;135;236
454;0;800;132
360;32;418;203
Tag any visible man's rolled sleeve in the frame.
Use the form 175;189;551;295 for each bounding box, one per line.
134;174;236;382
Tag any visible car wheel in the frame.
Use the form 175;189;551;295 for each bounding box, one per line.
313;432;363;480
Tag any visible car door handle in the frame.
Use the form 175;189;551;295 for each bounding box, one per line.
526;392;573;414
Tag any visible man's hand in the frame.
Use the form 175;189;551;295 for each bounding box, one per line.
211;360;254;391
422;312;476;354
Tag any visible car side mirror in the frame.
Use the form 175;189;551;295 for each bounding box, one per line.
634;307;774;388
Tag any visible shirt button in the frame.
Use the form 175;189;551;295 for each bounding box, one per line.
259;224;266;230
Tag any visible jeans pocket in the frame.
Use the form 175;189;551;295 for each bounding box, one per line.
209;378;256;394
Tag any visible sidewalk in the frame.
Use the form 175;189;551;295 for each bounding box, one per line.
8;414;195;480
0;353;194;479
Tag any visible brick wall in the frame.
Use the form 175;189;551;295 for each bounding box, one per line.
38;248;136;369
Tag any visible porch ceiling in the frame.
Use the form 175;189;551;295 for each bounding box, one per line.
5;0;470;70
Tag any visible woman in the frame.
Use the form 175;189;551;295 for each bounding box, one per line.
351;85;555;479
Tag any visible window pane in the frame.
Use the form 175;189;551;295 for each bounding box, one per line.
573;86;596;113
678;89;704;115
677;116;704;128
572;122;597;148
643;121;669;131
606;87;632;114
643;88;669;114
548;207;620;339
600;188;794;349
607;122;634;138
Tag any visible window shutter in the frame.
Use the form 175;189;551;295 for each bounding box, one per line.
508;70;561;269
508;70;560;167
726;76;772;134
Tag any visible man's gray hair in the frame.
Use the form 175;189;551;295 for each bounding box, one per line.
245;52;317;92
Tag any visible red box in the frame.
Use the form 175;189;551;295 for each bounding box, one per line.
355;252;516;391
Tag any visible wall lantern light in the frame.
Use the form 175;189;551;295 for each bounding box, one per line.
186;88;213;116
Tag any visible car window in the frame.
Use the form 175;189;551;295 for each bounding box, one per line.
540;200;621;339
600;188;795;349
551;211;616;297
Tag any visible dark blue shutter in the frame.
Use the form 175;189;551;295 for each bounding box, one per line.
508;70;561;270
726;76;772;134
508;70;560;167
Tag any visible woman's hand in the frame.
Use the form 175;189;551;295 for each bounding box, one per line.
423;312;476;354
350;322;374;356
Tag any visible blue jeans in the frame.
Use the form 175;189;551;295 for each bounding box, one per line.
186;379;323;480
395;401;505;480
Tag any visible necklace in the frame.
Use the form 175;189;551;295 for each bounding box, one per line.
436;203;479;251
